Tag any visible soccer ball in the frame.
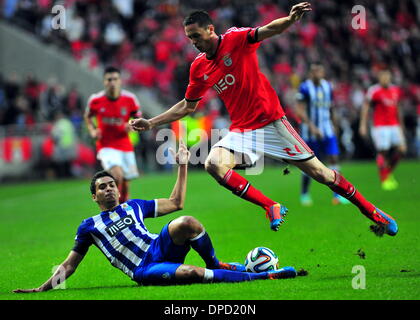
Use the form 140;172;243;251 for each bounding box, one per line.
244;247;279;273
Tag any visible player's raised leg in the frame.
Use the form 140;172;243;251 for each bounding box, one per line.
168;216;245;271
134;216;296;285
204;147;287;231
328;155;350;205
289;156;398;236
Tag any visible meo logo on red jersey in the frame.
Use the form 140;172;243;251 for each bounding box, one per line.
213;74;235;94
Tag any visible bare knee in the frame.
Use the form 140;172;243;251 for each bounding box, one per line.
179;215;203;233
205;148;235;181
169;216;204;245
204;157;225;181
204;157;217;174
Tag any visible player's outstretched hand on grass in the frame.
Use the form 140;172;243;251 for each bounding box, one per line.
169;140;190;165
129;118;152;132
289;2;312;22
13;287;42;293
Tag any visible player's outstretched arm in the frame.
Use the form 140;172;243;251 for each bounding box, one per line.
13;250;85;293
130;99;199;132
156;140;191;216
257;2;311;41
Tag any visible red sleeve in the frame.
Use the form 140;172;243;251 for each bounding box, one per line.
225;27;260;51
130;96;142;118
247;27;261;44
185;60;211;102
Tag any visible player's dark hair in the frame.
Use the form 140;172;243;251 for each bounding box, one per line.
183;10;213;28
90;171;116;194
103;66;121;76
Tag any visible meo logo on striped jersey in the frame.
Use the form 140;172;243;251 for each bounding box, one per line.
105;215;135;237
213;74;235;94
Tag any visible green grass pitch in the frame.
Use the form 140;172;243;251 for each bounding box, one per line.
1;161;419;300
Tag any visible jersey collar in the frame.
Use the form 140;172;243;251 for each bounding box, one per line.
206;35;222;60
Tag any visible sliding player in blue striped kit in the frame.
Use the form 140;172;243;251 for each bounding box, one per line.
13;141;296;293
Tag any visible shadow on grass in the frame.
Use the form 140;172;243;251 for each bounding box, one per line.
68;284;139;292
66;281;203;291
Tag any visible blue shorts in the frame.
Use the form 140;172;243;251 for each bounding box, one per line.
306;135;339;158
133;223;191;285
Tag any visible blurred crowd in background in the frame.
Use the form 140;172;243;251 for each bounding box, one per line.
1;0;420;180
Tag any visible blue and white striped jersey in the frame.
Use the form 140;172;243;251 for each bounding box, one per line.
296;79;335;140
74;199;159;279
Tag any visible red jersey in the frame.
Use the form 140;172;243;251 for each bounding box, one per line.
185;27;285;131
366;84;401;126
87;89;141;152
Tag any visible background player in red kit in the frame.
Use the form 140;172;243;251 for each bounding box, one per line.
359;69;406;191
130;3;398;237
85;66;141;203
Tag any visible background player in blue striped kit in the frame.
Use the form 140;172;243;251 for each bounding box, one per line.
295;62;350;206
13;141;296;293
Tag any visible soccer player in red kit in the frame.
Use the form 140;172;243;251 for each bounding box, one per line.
359;69;406;190
85;66;141;203
130;3;398;237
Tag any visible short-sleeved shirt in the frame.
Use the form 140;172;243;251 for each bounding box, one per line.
86;90;141;152
366;84;401;126
185;27;285;131
73;199;158;279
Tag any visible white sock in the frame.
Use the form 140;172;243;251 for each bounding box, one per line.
190;229;206;242
203;268;214;283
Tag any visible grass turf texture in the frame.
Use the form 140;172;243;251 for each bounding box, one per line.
1;161;419;300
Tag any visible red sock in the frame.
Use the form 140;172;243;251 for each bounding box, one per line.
376;154;390;182
222;169;277;210
328;171;376;222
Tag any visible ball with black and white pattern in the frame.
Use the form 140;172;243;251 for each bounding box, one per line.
244;247;279;273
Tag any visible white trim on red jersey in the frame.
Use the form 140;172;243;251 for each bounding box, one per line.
121;89;141;108
366;83;398;102
366;84;381;102
87;89;141;111
224;27;251;35
86;90;106;107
